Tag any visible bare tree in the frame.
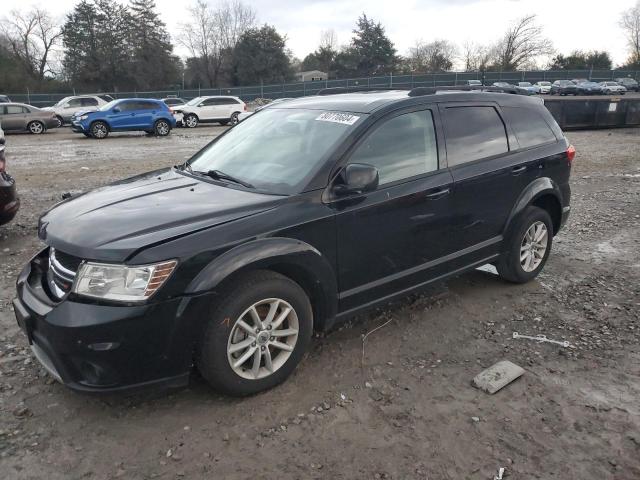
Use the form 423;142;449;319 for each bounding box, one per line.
319;29;338;51
0;8;62;82
620;1;640;64
178;0;255;87
461;41;493;71
406;39;457;73
493;14;553;70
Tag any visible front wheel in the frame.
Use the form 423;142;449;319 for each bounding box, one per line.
497;206;553;284
154;119;171;136
28;121;45;134
184;114;198;128
197;270;313;396
90;121;109;139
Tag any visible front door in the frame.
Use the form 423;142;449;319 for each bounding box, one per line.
332;107;455;313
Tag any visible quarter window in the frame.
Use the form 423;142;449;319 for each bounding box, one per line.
501;106;557;149
443;106;508;166
349;110;438;185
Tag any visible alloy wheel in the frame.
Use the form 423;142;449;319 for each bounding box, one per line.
227;298;299;380
185;115;198;128
92;123;107;139
29;122;44;134
156;121;170;136
520;221;548;272
230;112;239;125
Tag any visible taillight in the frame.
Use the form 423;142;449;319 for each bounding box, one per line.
0;150;6;173
566;144;576;165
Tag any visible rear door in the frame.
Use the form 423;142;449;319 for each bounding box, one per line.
133;101;157;128
333;106;455;313
440;103;537;254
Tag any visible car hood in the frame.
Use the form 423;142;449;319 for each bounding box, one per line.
38;168;284;262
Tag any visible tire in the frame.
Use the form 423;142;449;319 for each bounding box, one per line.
27;121;45;134
90;121;109;139
230;112;240;126
497;206;553;284
197;270;313;396
154;119;171;136
55;116;64;128
184;114;198;128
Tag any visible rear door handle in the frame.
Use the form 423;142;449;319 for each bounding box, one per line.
425;188;450;200
511;166;527;175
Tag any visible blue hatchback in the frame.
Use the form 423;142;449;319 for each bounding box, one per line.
72;98;176;139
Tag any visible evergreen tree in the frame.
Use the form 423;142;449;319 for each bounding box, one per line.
127;0;180;90
233;25;293;86
350;14;398;76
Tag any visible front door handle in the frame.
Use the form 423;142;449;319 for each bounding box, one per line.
425;188;450;200
511;165;527;175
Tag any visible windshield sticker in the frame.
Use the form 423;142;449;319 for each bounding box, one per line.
316;112;360;125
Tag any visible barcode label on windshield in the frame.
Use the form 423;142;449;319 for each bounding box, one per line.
316;112;360;125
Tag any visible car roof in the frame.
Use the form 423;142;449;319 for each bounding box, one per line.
275;90;544;114
116;98;163;103
3;102;35;108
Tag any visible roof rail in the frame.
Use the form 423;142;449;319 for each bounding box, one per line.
317;86;409;96
408;85;524;96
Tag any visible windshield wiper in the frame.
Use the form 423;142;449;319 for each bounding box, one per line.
193;169;255;189
175;162;193;174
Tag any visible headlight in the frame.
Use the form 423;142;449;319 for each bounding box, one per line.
73;260;177;302
80;115;89;120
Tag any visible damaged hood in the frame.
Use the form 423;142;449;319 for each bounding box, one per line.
38;168;282;262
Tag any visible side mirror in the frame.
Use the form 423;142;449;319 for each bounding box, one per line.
112;107;121;113
334;163;379;195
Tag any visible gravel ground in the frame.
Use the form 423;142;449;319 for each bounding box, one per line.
0;126;639;480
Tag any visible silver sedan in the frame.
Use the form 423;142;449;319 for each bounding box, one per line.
0;103;59;134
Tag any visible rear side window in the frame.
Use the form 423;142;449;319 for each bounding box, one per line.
81;98;98;107
136;101;158;110
5;105;27;114
501;106;557;149
443;106;508;166
67;98;82;107
349;110;438;185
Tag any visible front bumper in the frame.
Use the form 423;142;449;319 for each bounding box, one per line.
0;172;19;225
14;250;211;393
71;121;88;133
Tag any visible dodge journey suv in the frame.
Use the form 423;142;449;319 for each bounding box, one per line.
14;89;573;396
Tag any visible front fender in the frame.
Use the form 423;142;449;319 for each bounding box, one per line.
185;237;338;329
504;176;563;233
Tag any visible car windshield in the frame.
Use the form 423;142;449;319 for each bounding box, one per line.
539;82;551;86
186;108;366;194
54;97;72;107
99;100;120;111
519;82;532;87
186;97;203;106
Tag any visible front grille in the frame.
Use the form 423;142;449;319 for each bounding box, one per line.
47;248;81;300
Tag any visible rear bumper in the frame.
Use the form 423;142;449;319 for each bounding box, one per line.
0;173;19;225
14;250;212;394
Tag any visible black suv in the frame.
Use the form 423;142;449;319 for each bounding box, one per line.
14;90;573;396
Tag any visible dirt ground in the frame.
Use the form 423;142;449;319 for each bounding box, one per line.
0;125;639;480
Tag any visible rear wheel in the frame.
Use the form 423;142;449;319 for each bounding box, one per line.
498;206;553;284
197;270;313;396
154;119;171;136
28;121;45;134
230;112;240;126
90;121;109;139
184;114;198;128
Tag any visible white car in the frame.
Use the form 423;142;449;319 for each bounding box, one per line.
42;95;109;127
237;98;293;123
599;81;627;95
176;96;246;128
534;81;552;94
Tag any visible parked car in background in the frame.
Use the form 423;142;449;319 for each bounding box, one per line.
534;81;552;94
492;82;525;94
575;81;604;95
466;80;483;86
550;80;578;96
176;96;246;128
599;81;626;95
162;97;187;107
571;78;589;85
614;77;639;92
517;82;538;94
0;95;11;103
0;124;20;226
43;95;109;127
0;103;58;134
14;89;573;395
71;98;176;139
237;98;293;122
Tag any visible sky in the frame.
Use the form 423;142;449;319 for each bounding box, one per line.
14;0;638;68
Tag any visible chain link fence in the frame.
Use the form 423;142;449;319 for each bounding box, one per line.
8;69;640;108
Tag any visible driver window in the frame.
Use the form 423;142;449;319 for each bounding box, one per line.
349;110;438;185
